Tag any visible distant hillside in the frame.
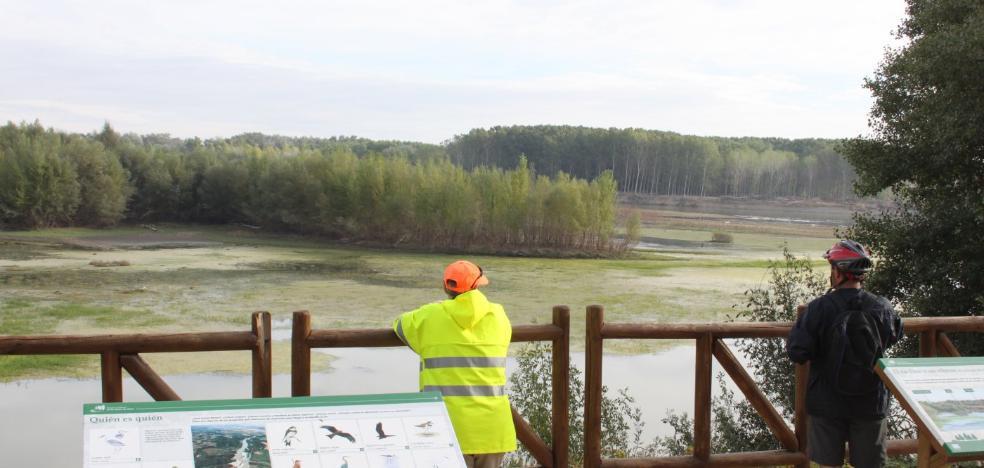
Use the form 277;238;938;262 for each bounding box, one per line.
448;125;856;200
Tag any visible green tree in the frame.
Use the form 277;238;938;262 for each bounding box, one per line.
0;122;80;228
64;136;131;226
841;0;984;351
507;343;649;466
655;250;915;463
655;249;826;454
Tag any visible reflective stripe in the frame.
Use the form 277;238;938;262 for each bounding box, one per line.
396;321;410;348
424;357;507;369
423;385;505;397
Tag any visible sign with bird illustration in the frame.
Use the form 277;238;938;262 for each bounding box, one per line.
83;392;465;468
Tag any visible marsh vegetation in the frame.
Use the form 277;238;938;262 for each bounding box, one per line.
0;198;851;381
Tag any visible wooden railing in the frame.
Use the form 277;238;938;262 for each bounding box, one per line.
0;311;272;402
5;305;981;467
583;306;984;468
290;307;571;468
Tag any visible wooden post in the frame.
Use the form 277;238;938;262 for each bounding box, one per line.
585;305;604;468
512;405;554;468
551;306;570;468
794;304;809;468
101;350;123;403
292;311;312;397
251;311;272;398
917;428;933;468
693;333;713;462
936;331;960;357
712;339;798;451
920;330;937;357
120;354;181;401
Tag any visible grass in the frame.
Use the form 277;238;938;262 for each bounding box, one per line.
0;301;174;334
637;227;833;254
0;355;98;381
0;215;840;380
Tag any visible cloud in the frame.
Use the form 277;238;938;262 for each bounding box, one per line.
0;0;907;141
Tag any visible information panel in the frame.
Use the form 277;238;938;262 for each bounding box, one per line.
83;392;465;468
879;357;984;456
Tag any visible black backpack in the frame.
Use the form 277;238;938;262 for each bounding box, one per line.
825;291;885;396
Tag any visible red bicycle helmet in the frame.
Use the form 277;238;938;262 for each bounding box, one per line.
823;239;873;278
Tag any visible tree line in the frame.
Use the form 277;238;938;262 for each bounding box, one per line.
447;126;857;200
0;121;621;253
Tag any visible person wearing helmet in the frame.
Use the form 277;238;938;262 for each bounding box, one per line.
787;240;903;468
393;260;516;467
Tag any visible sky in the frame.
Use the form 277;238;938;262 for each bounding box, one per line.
0;0;908;143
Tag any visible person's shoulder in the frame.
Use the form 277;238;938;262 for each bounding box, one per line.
805;292;835;311
861;291;897;313
409;301;447;316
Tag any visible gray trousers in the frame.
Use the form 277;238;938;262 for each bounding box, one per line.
463;453;506;468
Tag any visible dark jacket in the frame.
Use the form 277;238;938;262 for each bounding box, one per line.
786;288;903;419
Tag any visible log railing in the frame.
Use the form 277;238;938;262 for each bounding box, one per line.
0;311;272;402
583;305;984;468
291;307;571;468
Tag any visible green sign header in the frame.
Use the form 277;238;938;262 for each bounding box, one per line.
84;392;443;415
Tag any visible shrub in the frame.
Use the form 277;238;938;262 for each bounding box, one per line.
710;232;733;244
507;342;654;466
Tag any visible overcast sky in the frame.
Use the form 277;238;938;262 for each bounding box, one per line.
0;0;907;143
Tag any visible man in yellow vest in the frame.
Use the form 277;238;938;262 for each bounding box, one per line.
393;260;516;467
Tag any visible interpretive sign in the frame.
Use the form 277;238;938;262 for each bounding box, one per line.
879;357;984;457
83;392;465;468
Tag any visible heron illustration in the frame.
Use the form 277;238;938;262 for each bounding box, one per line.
375;422;396;439
340;456;350;468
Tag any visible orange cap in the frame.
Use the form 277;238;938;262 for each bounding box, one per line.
443;260;489;294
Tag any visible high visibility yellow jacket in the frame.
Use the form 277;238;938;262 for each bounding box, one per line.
393;289;516;454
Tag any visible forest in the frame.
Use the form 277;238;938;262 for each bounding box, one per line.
447;126;856;200
0;120;860;251
0;122;619;253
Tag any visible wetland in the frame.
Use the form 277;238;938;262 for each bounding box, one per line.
0;198;861;464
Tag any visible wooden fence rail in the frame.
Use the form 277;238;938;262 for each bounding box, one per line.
583;305;984;468
291;307;571;468
0;311;272;402
6;305;979;467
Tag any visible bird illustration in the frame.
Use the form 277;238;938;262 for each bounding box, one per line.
375;422;396;439
340;456;350;468
320;425;356;443
381;454;400;468
282;426;301;446
414;420;435;435
100;432;127;453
